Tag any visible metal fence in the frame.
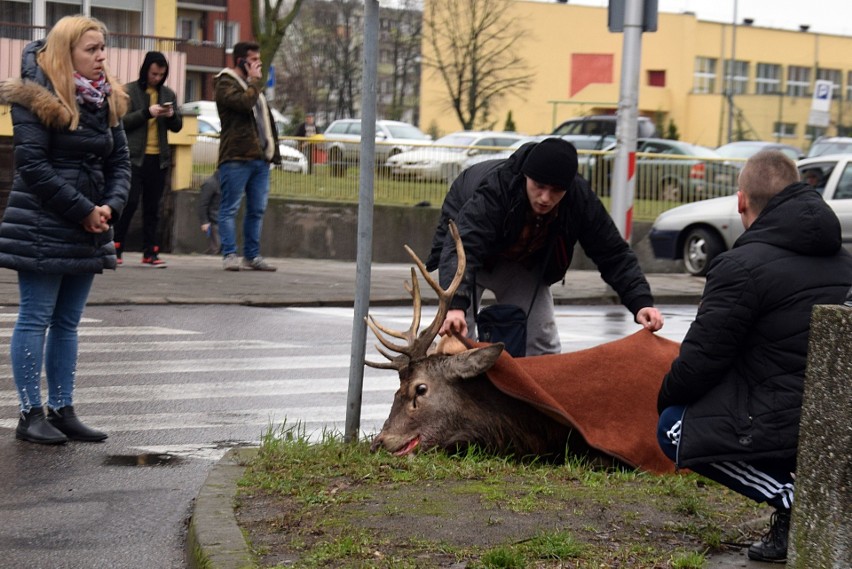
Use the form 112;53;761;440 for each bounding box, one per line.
190;138;747;222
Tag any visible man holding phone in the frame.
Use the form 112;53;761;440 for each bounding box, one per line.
214;42;281;272
117;51;182;267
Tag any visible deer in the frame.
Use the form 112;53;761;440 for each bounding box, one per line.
366;221;681;474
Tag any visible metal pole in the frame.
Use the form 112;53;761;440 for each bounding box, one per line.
611;0;644;241
726;0;738;143
345;0;379;444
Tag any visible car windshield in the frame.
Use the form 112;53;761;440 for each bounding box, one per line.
384;123;430;140
716;144;762;159
434;134;478;150
809;140;852;157
683;144;722;158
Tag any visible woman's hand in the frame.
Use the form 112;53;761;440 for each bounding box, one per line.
82;205;111;233
636;306;665;332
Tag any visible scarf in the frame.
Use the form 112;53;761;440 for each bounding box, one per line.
74;72;111;108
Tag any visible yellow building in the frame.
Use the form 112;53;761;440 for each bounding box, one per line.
419;0;852;152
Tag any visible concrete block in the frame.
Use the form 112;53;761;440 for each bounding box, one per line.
789;304;852;568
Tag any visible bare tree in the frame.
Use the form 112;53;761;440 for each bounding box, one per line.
252;0;306;86
381;0;422;122
423;0;533;130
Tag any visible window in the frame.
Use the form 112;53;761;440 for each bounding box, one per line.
847;71;852;101
817;68;842;99
835;164;852;199
177;18;195;41
773;122;797;138
215;20;240;48
805;125;827;141
694;57;716;94
647;70;666;87
724;60;749;95
787;66;810;97
755;63;782;95
0;1;31;26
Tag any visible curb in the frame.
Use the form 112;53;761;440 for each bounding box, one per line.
187;447;258;569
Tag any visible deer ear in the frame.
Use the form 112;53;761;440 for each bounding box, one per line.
449;343;504;380
434;335;468;355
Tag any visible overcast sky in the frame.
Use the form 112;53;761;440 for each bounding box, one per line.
562;0;852;36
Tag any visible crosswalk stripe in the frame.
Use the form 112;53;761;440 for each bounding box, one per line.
0;326;199;338
76;339;305;353
0;314;101;323
0;354;358;378
0;376;399;405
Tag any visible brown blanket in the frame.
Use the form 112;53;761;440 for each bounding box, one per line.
483;330;680;474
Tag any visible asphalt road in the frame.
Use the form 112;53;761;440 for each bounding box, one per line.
0;303;698;568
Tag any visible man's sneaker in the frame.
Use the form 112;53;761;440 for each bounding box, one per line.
223;253;241;271
142;248;167;268
747;508;790;563
242;256;277;272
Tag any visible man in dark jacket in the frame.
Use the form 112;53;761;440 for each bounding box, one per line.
428;137;663;355
656;150;852;563
214;41;281;272
116;51;182;267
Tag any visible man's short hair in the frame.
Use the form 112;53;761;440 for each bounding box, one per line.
738;150;799;213
232;41;260;63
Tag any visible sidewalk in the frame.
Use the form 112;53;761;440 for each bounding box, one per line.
0;252;706;307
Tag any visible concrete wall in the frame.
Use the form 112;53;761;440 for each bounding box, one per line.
169;190;684;273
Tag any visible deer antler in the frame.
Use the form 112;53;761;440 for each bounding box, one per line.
366;220;466;369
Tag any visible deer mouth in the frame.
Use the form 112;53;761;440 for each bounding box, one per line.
393;436;421;456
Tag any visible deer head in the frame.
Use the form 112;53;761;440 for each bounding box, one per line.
366;221;522;455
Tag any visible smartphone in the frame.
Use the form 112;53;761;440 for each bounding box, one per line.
160;102;173;108
237;57;249;74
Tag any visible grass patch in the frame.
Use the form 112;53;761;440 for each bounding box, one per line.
236;424;763;568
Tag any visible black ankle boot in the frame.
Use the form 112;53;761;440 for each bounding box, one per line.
747;508;790;563
47;406;108;442
16;407;68;444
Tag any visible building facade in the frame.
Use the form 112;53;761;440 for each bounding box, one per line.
419;0;852;151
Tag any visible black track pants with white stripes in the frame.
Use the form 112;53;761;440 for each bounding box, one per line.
658;405;796;510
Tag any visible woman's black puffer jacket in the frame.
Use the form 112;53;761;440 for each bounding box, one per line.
0;40;130;274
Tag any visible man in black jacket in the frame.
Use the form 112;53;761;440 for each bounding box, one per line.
117;51;182;267
657;150;852;563
427;137;663;355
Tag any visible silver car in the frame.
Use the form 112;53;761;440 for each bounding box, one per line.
322;119;431;174
386;130;526;182
649;155;852;275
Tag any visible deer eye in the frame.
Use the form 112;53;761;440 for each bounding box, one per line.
415;384;428;396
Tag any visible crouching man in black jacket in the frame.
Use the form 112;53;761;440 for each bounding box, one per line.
426;137;664;356
657;150;852;563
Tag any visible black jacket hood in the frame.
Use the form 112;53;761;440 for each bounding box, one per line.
736;182;842;257
137;51;169;89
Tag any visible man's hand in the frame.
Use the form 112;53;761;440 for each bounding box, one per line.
247;59;262;81
201;223;210;233
439;309;468;337
636;306;664;332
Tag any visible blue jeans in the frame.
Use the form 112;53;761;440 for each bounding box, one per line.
658;405;796;510
218;160;270;259
11;272;94;412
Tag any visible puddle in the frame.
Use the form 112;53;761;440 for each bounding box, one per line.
103;453;183;467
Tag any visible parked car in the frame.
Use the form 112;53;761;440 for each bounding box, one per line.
715;141;802;164
552;115;656;138
648;154;852;275
191;114;308;174
322;119;431;174
806;136;852;158
591;138;740;200
461;134;615;173
386;130;526;182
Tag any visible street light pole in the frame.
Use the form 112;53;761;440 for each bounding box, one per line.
726;0;738;143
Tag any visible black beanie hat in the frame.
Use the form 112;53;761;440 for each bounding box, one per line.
521;137;578;190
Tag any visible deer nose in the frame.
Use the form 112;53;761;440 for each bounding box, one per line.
369;434;384;453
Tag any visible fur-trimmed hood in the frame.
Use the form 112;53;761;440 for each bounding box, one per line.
0;39;127;129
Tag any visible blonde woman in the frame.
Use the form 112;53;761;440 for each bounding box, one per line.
0;15;130;444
